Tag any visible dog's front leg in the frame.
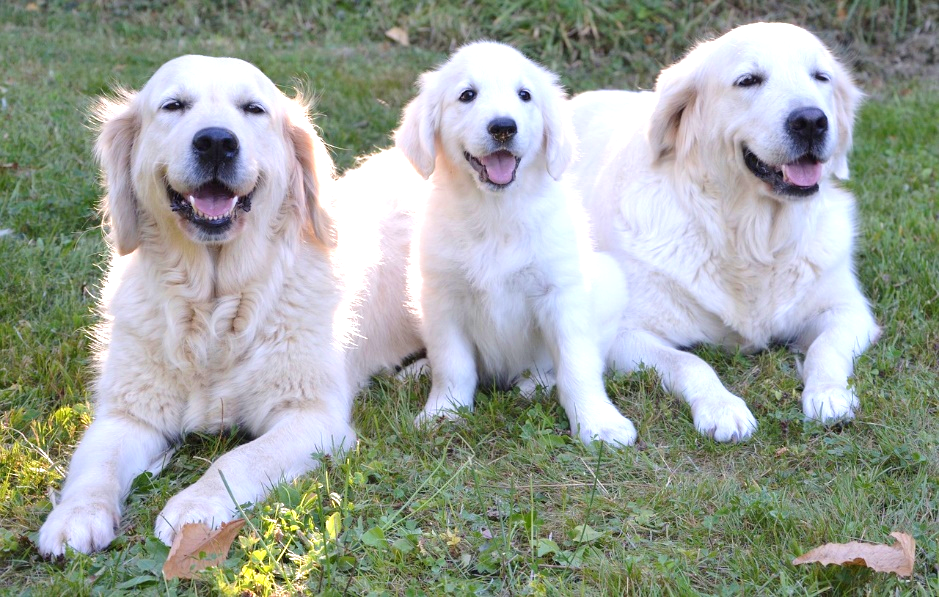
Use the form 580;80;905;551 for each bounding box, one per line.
797;299;879;423
415;318;478;425
38;415;171;556
541;300;637;447
155;409;355;546
608;329;758;442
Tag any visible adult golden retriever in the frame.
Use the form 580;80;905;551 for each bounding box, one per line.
37;55;421;556
397;42;637;446
568;23;879;442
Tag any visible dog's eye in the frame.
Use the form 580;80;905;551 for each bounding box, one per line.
813;72;831;83
458;89;477;103
243;102;266;115
734;74;763;88
160;99;186;112
518;89;532;102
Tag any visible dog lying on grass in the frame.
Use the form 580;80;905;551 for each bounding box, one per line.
567;23;879;442
38;55;422;556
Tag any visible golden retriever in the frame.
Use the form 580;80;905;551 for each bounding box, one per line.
568;23;879;442
396;41;637;446
37;55;421;556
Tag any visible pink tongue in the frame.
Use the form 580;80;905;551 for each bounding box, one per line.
479;151;517;185
782;160;822;187
190;187;237;217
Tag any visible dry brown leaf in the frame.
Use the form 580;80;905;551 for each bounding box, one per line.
385;27;410;47
162;519;247;579
792;532;915;577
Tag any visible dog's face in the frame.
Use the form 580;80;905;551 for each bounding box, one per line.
649;23;862;201
395;41;574;191
96;55;333;255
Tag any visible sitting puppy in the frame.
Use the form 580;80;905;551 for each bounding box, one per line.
396;41;636;446
567;23;880;442
37;56;420;557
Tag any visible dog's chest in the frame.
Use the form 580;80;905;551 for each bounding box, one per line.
450;241;553;373
691;248;822;348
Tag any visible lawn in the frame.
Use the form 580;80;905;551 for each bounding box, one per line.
1;2;937;595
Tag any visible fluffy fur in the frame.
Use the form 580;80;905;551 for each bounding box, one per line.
567;23;879;442
37;55;420;557
397;41;636;446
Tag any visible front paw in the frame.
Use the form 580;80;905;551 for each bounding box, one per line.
802;385;858;423
38;499;120;557
414;403;464;428
155;487;236;546
572;403;638;448
691;393;758;443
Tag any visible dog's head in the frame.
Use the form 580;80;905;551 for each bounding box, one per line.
95;55;334;255
648;22;862;201
395;41;575;192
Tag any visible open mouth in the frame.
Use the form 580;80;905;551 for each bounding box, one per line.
743;146;823;198
168;180;253;233
464;150;520;188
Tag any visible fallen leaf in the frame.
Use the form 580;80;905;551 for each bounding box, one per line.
162;519;246;579
792;532;914;577
385;26;410;47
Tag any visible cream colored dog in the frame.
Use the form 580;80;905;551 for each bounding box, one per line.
37;55;421;557
568;23;879;442
397;42;636;446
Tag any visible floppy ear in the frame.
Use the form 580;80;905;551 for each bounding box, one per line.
541;74;576;180
285;96;336;248
394;71;440;179
829;56;864;180
648;46;706;163
94;90;141;256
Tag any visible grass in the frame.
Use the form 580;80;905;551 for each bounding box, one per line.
1;1;938;595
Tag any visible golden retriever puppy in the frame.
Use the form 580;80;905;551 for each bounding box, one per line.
37;55;420;557
396;41;637;446
568;23;879;442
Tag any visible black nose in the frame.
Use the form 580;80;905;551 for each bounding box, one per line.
787;107;828;146
488;118;517;143
192;127;239;166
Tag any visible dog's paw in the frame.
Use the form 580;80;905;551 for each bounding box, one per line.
573;405;638;448
38;499;120;557
802;385;858;423
395;358;430;381
514;370;557;400
691;394;757;443
413;403;464;428
154;489;236;546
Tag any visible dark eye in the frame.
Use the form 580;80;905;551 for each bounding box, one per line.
518;89;532;102
734;74;763;88
160;99;185;112
814;71;831;83
243;102;266;114
458;89;476;103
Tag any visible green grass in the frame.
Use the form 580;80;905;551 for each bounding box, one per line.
1;2;938;595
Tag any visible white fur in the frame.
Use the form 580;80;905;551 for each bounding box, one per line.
568;23;879;442
37;56;421;557
396;42;636;446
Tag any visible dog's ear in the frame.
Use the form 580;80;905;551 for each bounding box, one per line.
542;75;576;180
285;96;336;248
94;90;141;256
648;46;706;163
395;71;441;179
829;56;863;180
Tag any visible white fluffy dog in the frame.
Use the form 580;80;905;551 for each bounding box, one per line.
37;56;420;557
396;41;636;446
568;23;879;442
